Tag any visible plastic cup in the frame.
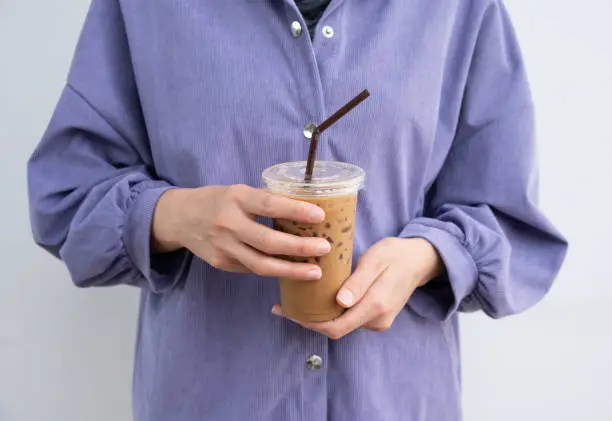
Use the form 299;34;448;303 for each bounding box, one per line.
262;161;365;322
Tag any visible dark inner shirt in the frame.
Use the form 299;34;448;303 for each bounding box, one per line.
295;0;331;38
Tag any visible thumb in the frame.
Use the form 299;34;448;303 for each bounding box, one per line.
336;253;386;308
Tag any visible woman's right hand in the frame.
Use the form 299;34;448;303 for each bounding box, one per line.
151;185;331;280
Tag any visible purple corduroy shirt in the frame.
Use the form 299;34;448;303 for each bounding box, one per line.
27;0;568;420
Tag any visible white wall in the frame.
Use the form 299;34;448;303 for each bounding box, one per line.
1;1;610;421
0;3;137;421
461;2;612;420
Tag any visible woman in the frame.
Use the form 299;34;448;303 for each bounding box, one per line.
28;0;568;420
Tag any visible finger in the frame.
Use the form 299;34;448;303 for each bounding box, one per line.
308;305;373;340
204;252;251;273
236;186;325;223
299;296;380;340
273;262;402;339
357;270;405;332
222;258;251;274
231;242;322;280
335;253;387;309
306;267;398;339
273;293;385;340
188;241;251;274
271;305;305;326
362;315;395;333
235;218;331;257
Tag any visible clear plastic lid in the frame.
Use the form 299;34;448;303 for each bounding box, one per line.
262;161;365;197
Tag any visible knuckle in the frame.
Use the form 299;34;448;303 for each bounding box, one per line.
259;231;276;253
260;193;276;214
374;259;388;273
208;233;222;249
288;265;306;280
355;254;369;268
226;184;249;200
251;259;271;276
326;329;344;340
207;254;227;269
371;299;390;316
294;239;308;255
212;213;232;230
209;233;230;251
371;320;393;332
379;237;398;249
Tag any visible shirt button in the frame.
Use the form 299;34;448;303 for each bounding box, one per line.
303;122;318;139
291;21;302;38
322;25;335;39
306;354;323;371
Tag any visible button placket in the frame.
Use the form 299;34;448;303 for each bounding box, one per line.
313;6;344;106
280;2;330;159
301;338;328;420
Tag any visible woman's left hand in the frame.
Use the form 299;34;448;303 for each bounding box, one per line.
272;237;443;339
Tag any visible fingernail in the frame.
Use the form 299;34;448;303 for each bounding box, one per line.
307;207;325;222
315;241;331;256
307;268;322;280
337;289;354;307
271;306;282;316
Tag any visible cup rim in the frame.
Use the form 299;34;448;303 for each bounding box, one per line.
262;161;365;197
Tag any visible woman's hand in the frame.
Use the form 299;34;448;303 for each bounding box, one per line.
151;185;331;280
272;237;443;338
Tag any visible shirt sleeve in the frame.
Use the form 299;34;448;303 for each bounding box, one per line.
400;1;568;320
27;0;192;292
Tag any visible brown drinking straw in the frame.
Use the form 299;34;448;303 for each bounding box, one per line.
304;89;370;182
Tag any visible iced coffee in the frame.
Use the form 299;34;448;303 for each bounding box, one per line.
262;161;365;322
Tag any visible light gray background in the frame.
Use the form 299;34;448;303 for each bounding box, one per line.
1;1;610;420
